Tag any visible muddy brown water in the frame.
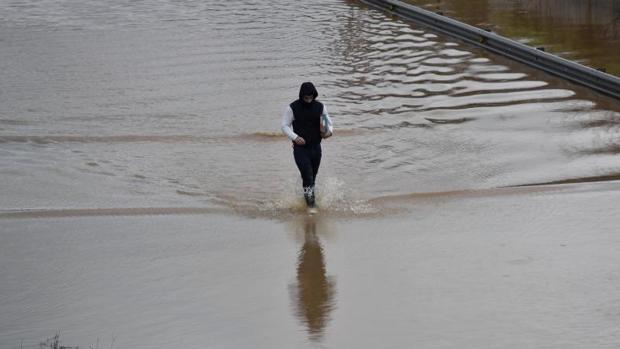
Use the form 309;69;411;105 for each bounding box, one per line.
1;0;620;348
404;0;620;76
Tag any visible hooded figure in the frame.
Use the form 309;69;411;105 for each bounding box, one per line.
281;82;334;209
291;82;323;146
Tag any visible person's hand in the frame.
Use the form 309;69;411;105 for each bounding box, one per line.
294;136;306;145
321;130;332;139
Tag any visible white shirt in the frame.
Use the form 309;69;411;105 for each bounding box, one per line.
281;104;333;141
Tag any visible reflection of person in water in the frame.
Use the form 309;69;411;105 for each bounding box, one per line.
291;218;336;341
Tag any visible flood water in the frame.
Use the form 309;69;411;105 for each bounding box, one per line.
404;0;620;76
1;0;620;348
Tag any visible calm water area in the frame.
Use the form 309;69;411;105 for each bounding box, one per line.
1;0;620;348
404;0;620;76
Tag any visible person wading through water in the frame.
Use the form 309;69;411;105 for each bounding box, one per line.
281;82;333;209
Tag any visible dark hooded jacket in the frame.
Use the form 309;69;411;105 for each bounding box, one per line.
290;82;324;146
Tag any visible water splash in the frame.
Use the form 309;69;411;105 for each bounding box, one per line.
314;177;375;215
218;177;376;218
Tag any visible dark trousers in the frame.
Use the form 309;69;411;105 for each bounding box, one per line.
293;143;322;189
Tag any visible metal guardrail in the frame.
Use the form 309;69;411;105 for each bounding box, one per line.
361;0;620;100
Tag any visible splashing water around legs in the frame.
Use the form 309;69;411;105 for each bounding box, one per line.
307;178;375;216
303;186;316;208
217;177;376;218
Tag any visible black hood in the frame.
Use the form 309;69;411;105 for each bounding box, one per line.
298;82;318;103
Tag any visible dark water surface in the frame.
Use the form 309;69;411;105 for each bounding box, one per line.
404;0;620;76
1;0;620;348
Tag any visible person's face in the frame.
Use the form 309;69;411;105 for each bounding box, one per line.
302;94;314;103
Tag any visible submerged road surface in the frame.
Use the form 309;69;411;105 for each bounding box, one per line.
1;0;620;348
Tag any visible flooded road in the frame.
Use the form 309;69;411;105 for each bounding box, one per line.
1;0;620;348
3;184;620;348
1;0;619;216
404;0;620;76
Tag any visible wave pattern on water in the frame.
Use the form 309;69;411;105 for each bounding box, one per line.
0;0;619;215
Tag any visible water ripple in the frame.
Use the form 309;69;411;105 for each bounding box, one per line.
1;0;619;213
